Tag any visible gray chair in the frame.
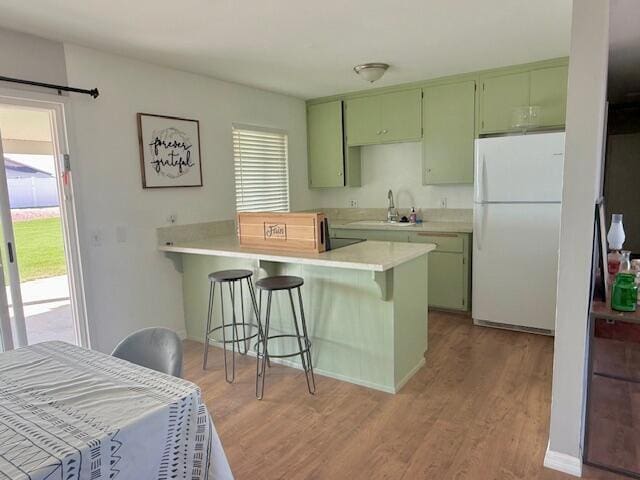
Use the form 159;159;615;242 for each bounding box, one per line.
112;327;183;377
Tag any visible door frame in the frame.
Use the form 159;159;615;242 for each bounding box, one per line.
0;86;90;348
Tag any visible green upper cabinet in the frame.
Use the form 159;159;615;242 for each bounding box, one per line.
529;65;569;128
307;101;361;188
479;72;530;134
479;63;568;134
422;81;475;185
379;90;422;143
307;101;345;188
344;95;380;146
345;89;422;146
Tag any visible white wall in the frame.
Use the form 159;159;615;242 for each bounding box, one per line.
0;27;67;93
546;0;609;472
63;44;312;353
309;142;474;209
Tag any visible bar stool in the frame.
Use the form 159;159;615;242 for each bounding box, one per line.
254;275;315;399
203;269;261;383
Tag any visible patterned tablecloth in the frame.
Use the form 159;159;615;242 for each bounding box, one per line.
0;341;233;480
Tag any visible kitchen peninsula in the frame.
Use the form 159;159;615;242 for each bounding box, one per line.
158;221;435;393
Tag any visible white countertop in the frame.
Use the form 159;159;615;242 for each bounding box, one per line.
159;235;435;272
330;220;473;234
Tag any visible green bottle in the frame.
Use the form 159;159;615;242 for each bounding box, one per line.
611;272;638;312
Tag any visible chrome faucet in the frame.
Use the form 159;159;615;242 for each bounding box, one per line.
387;189;399;223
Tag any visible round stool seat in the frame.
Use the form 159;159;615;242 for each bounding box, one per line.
208;269;253;283
255;275;304;291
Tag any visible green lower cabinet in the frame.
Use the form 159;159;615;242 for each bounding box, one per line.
330;228;471;311
427;252;466;310
408;232;470;311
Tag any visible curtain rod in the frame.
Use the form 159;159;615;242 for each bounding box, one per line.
0;75;99;98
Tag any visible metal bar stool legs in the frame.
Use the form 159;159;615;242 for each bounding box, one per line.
294;287;316;394
256;291;272;399
203;270;261;384
203;280;216;370
255;276;316;400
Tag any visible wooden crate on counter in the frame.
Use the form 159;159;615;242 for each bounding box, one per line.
237;212;327;253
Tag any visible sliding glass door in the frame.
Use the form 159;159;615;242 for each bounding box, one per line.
0;94;88;351
0;129;27;350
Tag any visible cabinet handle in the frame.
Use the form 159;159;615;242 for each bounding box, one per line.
377;130;382;135
338;171;343;176
382;129;388;134
417;232;457;238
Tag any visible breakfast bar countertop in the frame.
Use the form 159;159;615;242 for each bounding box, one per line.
159;234;435;272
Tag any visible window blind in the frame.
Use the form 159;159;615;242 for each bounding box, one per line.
233;126;290;212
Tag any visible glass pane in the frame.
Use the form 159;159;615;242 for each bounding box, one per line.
0;105;76;345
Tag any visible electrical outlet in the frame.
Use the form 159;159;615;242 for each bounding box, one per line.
349;199;358;208
90;229;103;247
167;214;177;224
440;197;448;209
116;226;127;243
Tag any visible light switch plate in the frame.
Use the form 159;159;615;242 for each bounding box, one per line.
116;226;127;243
90;229;103;247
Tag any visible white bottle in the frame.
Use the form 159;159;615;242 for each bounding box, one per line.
607;213;626;250
607;214;626;285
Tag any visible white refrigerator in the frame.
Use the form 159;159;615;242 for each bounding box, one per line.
472;132;565;333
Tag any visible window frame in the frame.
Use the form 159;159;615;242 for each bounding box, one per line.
232;123;290;213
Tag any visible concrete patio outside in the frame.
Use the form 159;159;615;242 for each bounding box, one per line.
8;274;75;344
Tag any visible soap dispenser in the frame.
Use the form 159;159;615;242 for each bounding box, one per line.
409;207;417;224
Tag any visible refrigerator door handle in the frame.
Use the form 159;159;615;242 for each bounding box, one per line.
474;203;485;251
475;155;487;203
474;208;479;251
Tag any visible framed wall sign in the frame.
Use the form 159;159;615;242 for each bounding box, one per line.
137;113;203;188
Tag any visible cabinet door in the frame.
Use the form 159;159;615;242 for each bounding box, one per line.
428;252;465;310
307;101;345;188
480;72;530;134
345;96;380;146
423;81;475;185
530;66;568;128
379;89;422;143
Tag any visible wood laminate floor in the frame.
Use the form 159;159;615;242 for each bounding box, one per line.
183;311;624;479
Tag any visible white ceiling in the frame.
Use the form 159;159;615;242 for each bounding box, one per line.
609;0;640;103
0;0;572;99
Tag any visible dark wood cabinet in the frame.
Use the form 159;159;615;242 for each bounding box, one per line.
585;304;640;478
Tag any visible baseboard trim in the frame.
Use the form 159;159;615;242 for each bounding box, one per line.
394;357;426;393
176;328;188;340
544;446;582;477
190;335;404;394
473;318;554;336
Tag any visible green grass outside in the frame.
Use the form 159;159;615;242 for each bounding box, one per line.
1;217;66;284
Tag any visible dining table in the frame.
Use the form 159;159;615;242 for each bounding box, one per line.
0;341;233;480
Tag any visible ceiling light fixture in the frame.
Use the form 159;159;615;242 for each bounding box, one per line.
354;63;389;83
